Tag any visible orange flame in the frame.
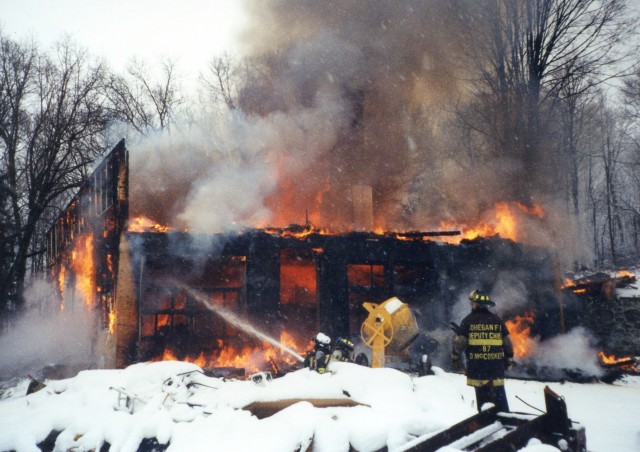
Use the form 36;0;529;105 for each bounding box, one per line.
128;215;173;233
70;234;95;307
159;331;306;374
107;253;114;274
599;351;623;365
560;278;575;290
615;270;635;278
108;310;116;335
598;352;639;373
505;311;536;358
58;265;66;310
438;201;545;244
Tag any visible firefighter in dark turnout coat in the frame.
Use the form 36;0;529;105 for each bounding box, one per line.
451;290;514;412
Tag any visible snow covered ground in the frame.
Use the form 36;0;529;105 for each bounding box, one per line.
0;360;638;452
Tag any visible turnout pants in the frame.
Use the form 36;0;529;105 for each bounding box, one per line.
474;382;509;412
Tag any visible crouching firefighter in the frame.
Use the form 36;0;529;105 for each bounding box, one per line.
331;337;354;363
451;290;515;412
304;332;332;374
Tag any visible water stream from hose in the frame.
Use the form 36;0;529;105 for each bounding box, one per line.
173;281;305;363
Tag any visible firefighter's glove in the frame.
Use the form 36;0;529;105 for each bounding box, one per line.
505;357;516;369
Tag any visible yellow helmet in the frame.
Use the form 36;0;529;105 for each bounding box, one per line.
469;289;495;307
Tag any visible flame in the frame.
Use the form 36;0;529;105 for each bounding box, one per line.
108;309;116;335
598;351;627;365
598;352;639;373
561;269;636;295
615;270;635;278
70;233;95;307
58;264;66;309
162;349;179;361
157;314;170;328
560;278;575;290
515;202;545;218
107;254;114;274
212;331;304;372
438;201;545;244
128;215;173;233
159;331;306;374
505;311;536;358
280;251;317;304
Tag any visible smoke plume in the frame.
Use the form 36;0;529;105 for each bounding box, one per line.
123;0;588;262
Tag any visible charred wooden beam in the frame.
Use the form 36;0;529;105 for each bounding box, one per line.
392;230;461;239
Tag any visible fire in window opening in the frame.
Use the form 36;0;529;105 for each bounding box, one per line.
348;264;385;289
280;248;319;338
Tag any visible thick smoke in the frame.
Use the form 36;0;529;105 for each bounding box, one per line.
529;327;604;378
233;0;588;263
237;0;468;230
125;0;473;233
128;86;347;231
0;279;95;380
124;1;603;376
124;0;588;264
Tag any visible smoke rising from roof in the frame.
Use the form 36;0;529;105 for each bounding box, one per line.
123;0;590;264
128;87;347;232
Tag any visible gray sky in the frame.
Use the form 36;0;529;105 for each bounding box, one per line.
0;0;247;78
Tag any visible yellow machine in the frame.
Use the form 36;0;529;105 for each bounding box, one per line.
360;297;420;368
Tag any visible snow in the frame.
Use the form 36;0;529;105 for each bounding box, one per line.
384;297;404;314
1;361;639;452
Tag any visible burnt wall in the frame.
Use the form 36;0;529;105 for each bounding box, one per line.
443;236;559;337
118;231;559;366
562;290;640;356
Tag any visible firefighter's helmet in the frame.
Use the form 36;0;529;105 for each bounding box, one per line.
334;337;354;351
315;332;331;347
468;289;495;307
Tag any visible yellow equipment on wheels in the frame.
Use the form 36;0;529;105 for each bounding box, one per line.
360;297;419;368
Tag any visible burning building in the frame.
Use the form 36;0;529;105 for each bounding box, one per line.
46;139;564;373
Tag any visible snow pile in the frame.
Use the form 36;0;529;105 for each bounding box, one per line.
0;361;475;452
2;361;640;451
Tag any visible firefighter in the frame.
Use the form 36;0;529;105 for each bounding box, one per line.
304;332;332;373
451;289;515;412
331;337;355;363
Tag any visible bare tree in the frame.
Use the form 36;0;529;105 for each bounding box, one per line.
622;67;640;126
557;73;600;215
200;53;238;111
581;93;640;265
0;34;110;313
455;0;637;203
599;112;624;263
105;57;183;135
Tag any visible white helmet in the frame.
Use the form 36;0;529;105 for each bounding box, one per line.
315;332;331;345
